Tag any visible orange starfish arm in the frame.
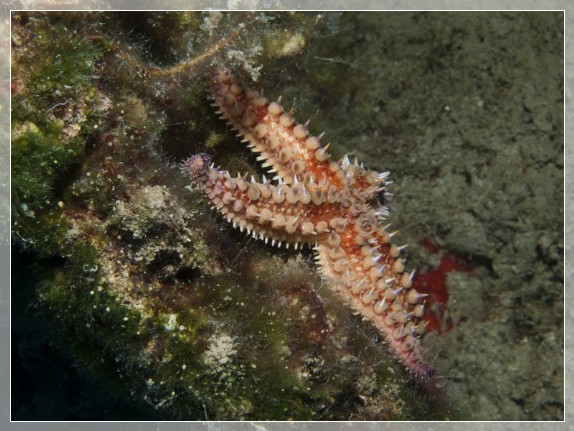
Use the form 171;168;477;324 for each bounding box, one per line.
184;153;349;247
212;67;347;188
315;220;432;376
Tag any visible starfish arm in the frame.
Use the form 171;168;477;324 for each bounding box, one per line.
211;67;352;187
314;220;434;377
184;153;354;246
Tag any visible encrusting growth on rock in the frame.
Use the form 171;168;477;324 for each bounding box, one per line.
183;67;434;377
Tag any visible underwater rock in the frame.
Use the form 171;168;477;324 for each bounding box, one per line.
12;11;444;420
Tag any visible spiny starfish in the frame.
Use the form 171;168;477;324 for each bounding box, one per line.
183;67;434;377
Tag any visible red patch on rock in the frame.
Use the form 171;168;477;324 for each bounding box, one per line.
413;238;474;334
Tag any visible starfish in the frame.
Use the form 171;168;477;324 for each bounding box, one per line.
183;67;434;377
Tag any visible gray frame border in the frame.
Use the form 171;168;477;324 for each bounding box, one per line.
1;1;569;430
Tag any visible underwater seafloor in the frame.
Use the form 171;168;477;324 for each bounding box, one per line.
11;11;563;421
